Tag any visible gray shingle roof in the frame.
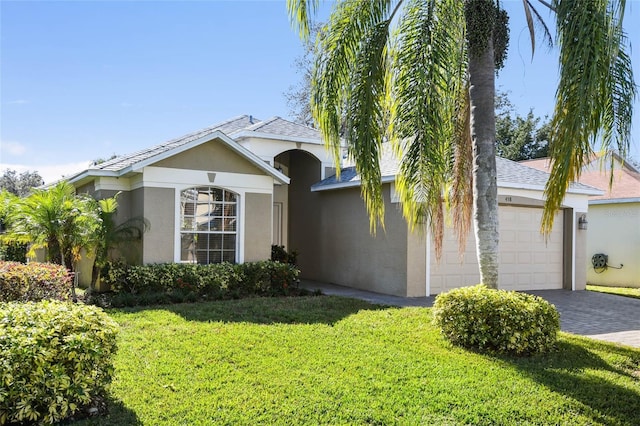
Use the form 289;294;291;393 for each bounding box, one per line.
93;115;260;171
231;116;321;140
313;144;599;193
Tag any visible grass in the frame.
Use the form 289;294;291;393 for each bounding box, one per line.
76;296;640;425
587;285;640;300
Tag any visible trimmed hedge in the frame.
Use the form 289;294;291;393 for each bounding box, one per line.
433;284;560;355
0;301;119;425
0;261;71;302
92;260;301;307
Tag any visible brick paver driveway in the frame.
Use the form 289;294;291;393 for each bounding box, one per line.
529;290;640;348
301;281;640;348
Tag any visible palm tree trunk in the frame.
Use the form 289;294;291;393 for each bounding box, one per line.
468;35;499;289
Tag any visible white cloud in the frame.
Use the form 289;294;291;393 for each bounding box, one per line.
0;140;27;156
0;161;92;185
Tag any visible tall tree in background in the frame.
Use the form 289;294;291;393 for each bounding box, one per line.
288;0;635;289
495;92;550;161
0;169;44;197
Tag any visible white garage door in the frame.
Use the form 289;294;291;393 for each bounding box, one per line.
499;206;563;291
429;206;564;294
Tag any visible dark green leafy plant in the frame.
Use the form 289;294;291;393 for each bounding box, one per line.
90;261;301;307
433;284;559;355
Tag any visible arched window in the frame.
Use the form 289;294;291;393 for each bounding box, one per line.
180;187;237;264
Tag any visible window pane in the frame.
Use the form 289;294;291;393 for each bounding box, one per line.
181;217;195;231
223;218;236;232
223;234;236;250
181;234;196;262
222;251;235;263
209;251;222;264
196;250;209;265
208;234;222;250
210;218;223;231
224;191;236;202
211;188;223;201
223;203;236;217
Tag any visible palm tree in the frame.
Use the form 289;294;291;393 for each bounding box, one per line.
287;0;635;289
3;181;99;269
89;193;147;289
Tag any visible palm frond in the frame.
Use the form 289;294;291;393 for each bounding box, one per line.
543;0;636;233
311;0;397;231
390;0;467;257
287;0;321;41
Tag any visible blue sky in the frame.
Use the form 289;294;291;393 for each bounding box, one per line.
1;0;639;183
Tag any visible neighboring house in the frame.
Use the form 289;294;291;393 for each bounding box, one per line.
523;154;640;288
67;115;601;295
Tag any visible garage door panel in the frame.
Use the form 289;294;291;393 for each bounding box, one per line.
431;205;564;294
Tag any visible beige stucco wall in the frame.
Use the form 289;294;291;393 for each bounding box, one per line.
138;187;175;263
154;140;264;175
244;192;273;262
586;202;640;287
406;230;427;297
311;185;410;296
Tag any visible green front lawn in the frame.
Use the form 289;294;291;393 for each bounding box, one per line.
79;296;640;425
587;284;640;300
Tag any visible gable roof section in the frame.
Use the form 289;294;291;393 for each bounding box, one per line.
313;144;600;195
67;117;289;185
229;116;322;144
523;156;640;201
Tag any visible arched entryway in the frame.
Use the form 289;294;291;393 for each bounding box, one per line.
273;149;324;278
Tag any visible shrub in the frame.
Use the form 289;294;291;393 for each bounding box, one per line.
432;284;560;355
0;261;71;302
92;261;301;307
0;301;119;425
271;244;298;265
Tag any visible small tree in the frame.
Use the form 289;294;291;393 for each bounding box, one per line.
3;181;99;270
89;193;148;289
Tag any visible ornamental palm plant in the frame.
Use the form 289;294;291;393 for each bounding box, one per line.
287;0;635;289
3;181;99;270
89;193;147;290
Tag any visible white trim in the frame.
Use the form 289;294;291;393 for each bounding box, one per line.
237;193;244;263
571;211;577;291
589;197;640;205
425;231;431;296
231;130;324;145
312;175;396;192
138;167;274;193
497;181;602;196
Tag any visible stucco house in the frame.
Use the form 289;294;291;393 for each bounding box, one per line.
523;154;640;288
67;115;601;295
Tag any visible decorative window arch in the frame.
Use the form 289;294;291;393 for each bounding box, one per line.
180;187;237;264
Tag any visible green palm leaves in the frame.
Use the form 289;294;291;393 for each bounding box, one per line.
544;0;636;232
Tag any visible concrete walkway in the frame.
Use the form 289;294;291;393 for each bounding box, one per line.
300;280;640;348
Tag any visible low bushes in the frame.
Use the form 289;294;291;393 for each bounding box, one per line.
433;284;559;355
0;300;119;425
91;260;301;307
0;261;71;302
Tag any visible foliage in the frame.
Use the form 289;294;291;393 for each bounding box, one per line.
495;91;550;161
0;241;27;263
2;181;100;270
88;193;147;288
72;298;640;425
433;284;560;355
0;261;71;302
0;190;27;262
287;0;636;289
0;300;119;425
89;261;300;307
0;169;44;197
270;244;298;265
